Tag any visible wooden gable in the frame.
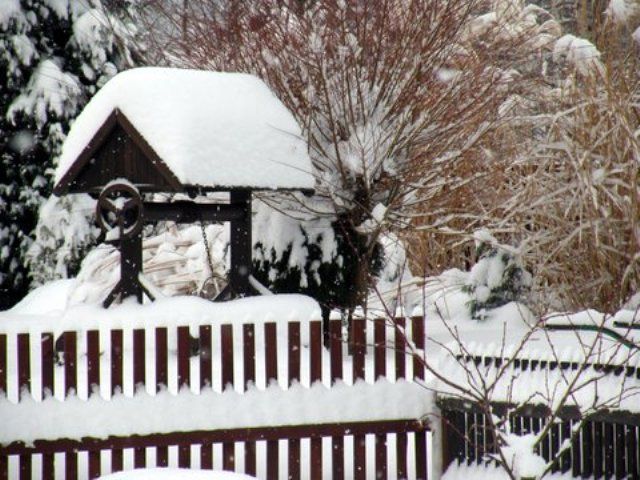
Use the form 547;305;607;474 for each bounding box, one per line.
54;109;182;195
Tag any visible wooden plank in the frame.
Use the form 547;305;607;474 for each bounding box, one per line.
396;432;407;478
243;324;255;390
354;434;366;480
0;335;6;396
266;440;278;479
244;441;256;476
329;319;342;383
155;328;168;392
66;451;78;480
17;334;30;396
615;423;626;479
415;430;428;480
582;421;593;478
222;442;234;471
177;326;190;390
561;420;571;472
87;331;100;396
200;443;213;469
134;446;146;468
394;317;406;380
374;318;386;380
593;421;603;479
88;450;101;479
604;422;614;477
133;329;145;390
42;453;53;480
199;325;212;389
41;333;54;398
332;436;344;480
572;420;581;477
265;323;278;386
310;321;322;385
64;331;77;397
111;448;123;472
111;330;123;396
288;438;300;480
352;318;366;381
178;444;190;468
626;425;637;479
411;316;425;381
19;454;31;480
310;437;322;480
156;446;168;467
288;322;301;386
221;325;234;390
375;434;387;480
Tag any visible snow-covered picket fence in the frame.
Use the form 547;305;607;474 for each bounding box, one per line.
0;295;432;480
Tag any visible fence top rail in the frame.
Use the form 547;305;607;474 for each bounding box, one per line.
0;418;429;455
0;294;322;334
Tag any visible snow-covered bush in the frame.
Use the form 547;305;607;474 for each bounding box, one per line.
465;231;532;320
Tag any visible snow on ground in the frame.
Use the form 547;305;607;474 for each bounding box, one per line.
54;67;315;191
441;462;577;480
99;468;255;480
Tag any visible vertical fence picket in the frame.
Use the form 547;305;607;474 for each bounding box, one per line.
310;321;322;385
332;436;344;480
394;317;406;380
63;332;77;398
0;335;6;396
178;445;190;468
353;434;366;480
111;448;123;472
581;421;593;478
41;333;54;398
374;319;386;381
415;429;428;480
375;434;387;480
155;328;168;391
352;319;365;382
244;441;256;477
288;438;300;480
133;329;145;391
66;451;78;480
243;324;255;390
222;443;234;471
627;424;637;478
615;423;626;478
110;330;123;396
396;432;407;479
310;437;322;480
19;454;30;480
264;323;277;387
86;331;100;397
88;450;101;479
177;326;191;391
604;422;614;477
17;334;30;397
200;442;213;469
288;322;301;387
199;325;212;390
329;320;342;384
412;316;425;381
134;446;146;469
593;421;603;479
266;440;278;479
221;325;233;391
42;453;53;480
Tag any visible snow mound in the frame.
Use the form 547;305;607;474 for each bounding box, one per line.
99;469;255;480
54;67;314;191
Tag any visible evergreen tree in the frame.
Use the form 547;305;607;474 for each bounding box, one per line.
0;0;139;309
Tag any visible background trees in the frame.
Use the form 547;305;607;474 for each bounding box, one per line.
0;0;139;309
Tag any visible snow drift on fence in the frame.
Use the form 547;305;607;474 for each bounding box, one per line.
0;379;431;445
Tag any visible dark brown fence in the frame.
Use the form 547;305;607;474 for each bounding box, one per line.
0;316;429;479
439;355;640;480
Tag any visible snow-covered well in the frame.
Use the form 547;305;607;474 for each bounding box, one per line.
54;67;315;191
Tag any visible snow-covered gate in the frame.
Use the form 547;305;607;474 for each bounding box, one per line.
438;354;640;479
0;313;430;479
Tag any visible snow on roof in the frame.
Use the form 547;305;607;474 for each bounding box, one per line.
54;67;315;191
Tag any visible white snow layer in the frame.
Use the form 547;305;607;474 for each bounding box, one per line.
1;294;321;334
0;379;430;445
54;67;315;191
100;469;255;480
